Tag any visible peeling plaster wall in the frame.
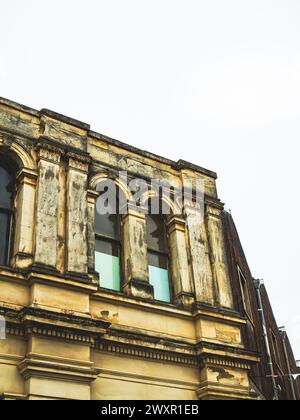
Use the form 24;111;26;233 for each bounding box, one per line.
66;163;88;274
0;97;264;401
35;158;60;268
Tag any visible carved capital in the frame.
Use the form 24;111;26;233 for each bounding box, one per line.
37;142;63;164
16;168;38;187
124;201;147;220
87;189;100;205
66;152;91;173
166;215;186;233
205;199;225;218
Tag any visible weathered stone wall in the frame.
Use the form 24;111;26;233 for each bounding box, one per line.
0;97;261;400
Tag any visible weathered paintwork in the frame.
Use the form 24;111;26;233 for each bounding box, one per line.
0;97;261;400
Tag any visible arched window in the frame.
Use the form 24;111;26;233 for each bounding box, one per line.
146;214;171;303
0;156;16;266
95;200;122;292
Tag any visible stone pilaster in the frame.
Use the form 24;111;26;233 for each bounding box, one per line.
122;205;154;300
185;205;215;306
34;144;62;269
166;216;194;308
86;189;99;276
194;309;260;400
56;162;67;274
206;202;233;309
66;153;90;277
13;168;37;269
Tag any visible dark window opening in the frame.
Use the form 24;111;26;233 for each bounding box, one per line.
0;156;16;266
146;214;171;303
95;196;122;292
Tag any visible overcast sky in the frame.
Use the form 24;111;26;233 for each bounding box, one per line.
1;1;299;357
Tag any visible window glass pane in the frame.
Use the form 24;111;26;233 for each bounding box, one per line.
146;214;168;253
149;265;170;303
0;167;13;209
95;213;120;240
95;239;120;257
148;252;168;270
0;212;9;266
95;239;121;291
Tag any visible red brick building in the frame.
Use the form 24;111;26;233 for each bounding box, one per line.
223;211;300;400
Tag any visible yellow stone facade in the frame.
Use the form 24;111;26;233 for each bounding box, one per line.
0;97;261;400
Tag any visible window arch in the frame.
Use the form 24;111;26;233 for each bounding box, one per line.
0;155;17;266
146;214;171;303
94;191;122;292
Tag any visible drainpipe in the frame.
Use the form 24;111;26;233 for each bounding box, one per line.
253;279;278;400
279;327;297;401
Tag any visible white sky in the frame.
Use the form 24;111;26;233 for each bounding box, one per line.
1;1;300;357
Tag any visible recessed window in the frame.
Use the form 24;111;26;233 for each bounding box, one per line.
0;156;16;266
238;267;253;321
146;214;171;303
95;202;121;292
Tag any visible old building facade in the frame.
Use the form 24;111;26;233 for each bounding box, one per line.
0;97;298;400
223;212;300;400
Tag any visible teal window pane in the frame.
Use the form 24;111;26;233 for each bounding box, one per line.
149;265;170;303
95;239;121;291
95;251;121;291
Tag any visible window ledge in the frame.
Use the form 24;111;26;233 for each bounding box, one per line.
92;289;192;318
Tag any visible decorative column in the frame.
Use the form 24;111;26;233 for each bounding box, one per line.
13;168;37;269
86;188;99;277
122;204;154;300
34;144;62;270
185;204;215;306
66;152;90;278
56;163;67;274
166;216;194;308
206;201;233;309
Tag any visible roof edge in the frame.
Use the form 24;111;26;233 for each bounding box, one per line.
0;96;218;178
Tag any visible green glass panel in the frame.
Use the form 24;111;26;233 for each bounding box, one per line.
95;251;121;291
149;265;170;303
